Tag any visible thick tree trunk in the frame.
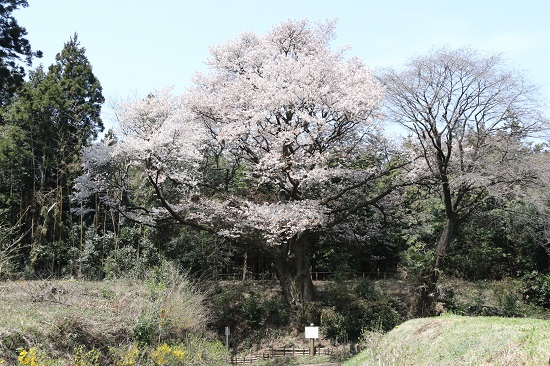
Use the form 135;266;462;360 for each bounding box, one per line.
269;232;315;330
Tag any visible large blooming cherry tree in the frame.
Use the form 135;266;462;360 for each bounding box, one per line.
75;20;405;326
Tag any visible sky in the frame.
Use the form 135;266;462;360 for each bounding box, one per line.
15;0;550;127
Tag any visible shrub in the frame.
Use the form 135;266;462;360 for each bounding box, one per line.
150;336;225;366
77;227;111;280
493;280;521;317
73;346;101;366
128;261;210;344
210;282;290;339
109;344;141;366
17;348;40;366
320;307;347;341
151;343;186;365
320;279;401;342
522;271;550;308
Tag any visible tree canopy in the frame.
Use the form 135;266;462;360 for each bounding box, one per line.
0;0;41;106
76;19;407;325
380;48;549;312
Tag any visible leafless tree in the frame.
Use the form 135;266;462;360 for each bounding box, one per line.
380;48;549;287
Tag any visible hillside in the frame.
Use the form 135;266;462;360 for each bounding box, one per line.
345;315;550;366
0;271;226;365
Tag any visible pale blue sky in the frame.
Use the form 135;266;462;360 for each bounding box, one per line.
16;0;550;126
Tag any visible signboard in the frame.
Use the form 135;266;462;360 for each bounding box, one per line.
305;325;319;339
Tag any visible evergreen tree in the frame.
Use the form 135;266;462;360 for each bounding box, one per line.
48;33;104;146
0;0;41;107
1;35;103;276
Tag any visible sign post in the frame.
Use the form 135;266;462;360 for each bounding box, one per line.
305;324;319;356
225;326;230;363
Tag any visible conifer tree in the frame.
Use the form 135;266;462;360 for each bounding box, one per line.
2;34;103;275
0;0;41;106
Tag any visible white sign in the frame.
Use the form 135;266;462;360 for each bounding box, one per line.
305;325;319;339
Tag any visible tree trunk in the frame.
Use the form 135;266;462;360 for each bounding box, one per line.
417;213;458;317
433;213;457;281
269;232;315;330
242;249;248;281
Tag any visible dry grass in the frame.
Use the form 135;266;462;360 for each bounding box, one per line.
0;265;212;363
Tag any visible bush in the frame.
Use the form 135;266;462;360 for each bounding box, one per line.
522;271;550;308
127;261;210;345
320;279;401;342
15;338;226;366
209;282;290;345
493;280;521;317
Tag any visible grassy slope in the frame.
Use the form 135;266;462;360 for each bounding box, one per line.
0;279;135;337
345;315;550;366
0;276;220;364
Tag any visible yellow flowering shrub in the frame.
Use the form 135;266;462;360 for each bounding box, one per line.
151;343;186;365
73;347;100;366
112;344;141;366
18;348;40;366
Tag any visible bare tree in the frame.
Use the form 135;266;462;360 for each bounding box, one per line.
381;48;548;291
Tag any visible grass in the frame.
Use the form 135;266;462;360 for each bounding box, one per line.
344;314;550;366
0;279;134;347
0;264;225;365
2;274;549;365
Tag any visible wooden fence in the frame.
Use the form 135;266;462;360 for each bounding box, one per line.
218;271;397;282
230;346;333;365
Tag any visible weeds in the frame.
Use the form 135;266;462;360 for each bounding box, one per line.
0;262;221;365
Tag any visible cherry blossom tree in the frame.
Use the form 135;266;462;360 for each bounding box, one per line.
75;20;406;326
380;48;549;302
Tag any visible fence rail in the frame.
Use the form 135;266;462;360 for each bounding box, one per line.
217;271;397;282
230;346;333;365
230;355;258;365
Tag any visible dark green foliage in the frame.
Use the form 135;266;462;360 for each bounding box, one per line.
441;279;525;318
320;279;401;342
0;33;104;277
494;282;522;317
0;124;31;210
163;228;225;278
48;33;104;144
29;240;74;278
0;0;42;106
209;282;290;344
82;225;162;280
311;204;405;280
445;204;549;280
522;271;550;309
77;227;112;280
103;243;141;279
133;315;157;346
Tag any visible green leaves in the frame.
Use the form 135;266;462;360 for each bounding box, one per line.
0;0;41;106
48;33;105;144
